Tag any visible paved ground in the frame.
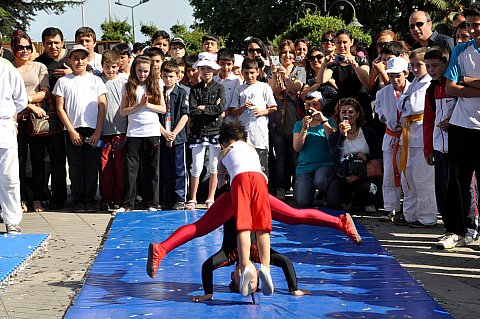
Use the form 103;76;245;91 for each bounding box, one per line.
1;204;479;319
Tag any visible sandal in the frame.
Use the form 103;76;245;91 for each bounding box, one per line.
21;201;28;213
205;200;214;209
33;201;44;213
185;200;197;210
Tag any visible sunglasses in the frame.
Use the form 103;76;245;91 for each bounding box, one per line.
409;21;429;29
308;54;323;62
248;48;263;54
322;38;334;44
17;44;33;52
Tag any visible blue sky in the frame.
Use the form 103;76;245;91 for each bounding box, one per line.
28;0;195;43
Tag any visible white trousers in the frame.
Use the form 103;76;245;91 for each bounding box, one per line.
401;147;437;225
0;147;22;225
382;149;401;213
190;144;221;177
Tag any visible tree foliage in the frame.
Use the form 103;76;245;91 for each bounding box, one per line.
140;22;158;42
0;0;80;36
272;14;372;51
100;18;134;44
170;23;226;55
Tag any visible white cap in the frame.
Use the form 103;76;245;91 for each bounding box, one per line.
386;57;409;74
234;54;244;68
306;91;325;105
193;52;220;70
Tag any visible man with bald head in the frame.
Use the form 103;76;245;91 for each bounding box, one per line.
409;11;454;53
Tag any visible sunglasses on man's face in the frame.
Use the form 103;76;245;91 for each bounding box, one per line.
409;21;429;29
17;45;33;52
248;48;262;54
322;38;334;44
308;54;323;62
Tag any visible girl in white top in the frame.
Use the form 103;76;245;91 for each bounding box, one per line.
118;55;166;212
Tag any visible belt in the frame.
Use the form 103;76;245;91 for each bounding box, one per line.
386;128;401;187
400;114;424;188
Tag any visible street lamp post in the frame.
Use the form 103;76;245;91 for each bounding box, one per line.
328;0;363;28
296;2;320;22
114;0;150;42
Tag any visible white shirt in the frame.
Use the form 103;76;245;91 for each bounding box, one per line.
221;141;265;183
122;84;161;137
0;63;27;148
53;72;108;130
444;40;480;130
342;128;370;157
230;82;276;149
88;52;103;76
375;81;410;151
214;72;242;108
397;74;432;147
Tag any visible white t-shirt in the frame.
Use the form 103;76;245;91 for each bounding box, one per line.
122;84;161;137
53;72;108;129
221;141;265;183
444;40;480;130
230;82;276;149
342;128;370;157
214;72;242;108
89;52;103;76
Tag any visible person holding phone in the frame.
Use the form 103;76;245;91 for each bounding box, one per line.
327;98;382;211
317;30;373;128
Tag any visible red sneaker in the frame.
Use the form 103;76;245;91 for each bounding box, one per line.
340;213;362;245
147;242;166;279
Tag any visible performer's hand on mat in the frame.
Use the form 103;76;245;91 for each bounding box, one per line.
190;294;213;302
291;289;311;296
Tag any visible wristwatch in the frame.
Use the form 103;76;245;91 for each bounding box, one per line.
458;76;465;86
28;96;33;103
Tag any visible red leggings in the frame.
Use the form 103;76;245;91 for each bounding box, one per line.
159;193;344;254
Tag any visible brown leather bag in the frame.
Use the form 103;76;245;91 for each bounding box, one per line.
27;94;64;137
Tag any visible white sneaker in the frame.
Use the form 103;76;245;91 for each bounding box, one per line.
464;235;475;244
239;265;254;297
436;233;465;249
257;264;274;296
6;224;21;234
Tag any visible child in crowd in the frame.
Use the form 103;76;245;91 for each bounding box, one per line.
53;45;107;213
99;50;128;211
159;60;189;210
169;37;186;59
112;43;132;79
173;57;190;95
396;47;437;227
375;57;411;222
117;55;166;212
186;52;226;210
233;54;244;81
184;54;201;87
423;47;467;248
230;58;277;175
74;27;102;75
217;121;274;297
143;47;165;82
214;48;242;121
202;34;220;54
150;30;170;56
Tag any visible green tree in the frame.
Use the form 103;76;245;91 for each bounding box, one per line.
140;22;158;42
271;14;372;51
100;18;133;44
0;0;80;36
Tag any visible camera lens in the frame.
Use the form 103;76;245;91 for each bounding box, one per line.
254;55;264;69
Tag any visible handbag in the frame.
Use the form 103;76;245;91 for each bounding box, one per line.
27;94;64;137
337;154;367;178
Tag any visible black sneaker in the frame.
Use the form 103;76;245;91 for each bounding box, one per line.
379;211;394;222
393;213;409;226
85;201;97;213
48;200;65;210
100;202;109;211
73;202;85;213
173;202;185;210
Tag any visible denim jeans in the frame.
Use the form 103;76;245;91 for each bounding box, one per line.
294;166;333;207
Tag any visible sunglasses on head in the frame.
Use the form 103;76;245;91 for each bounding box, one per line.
17;44;33;51
248;48;262;54
308;54;323;61
322;38;334;44
409;21;429;29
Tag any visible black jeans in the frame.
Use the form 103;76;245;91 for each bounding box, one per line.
446;125;480;235
30;133;67;203
326;176;378;210
65;128;101;204
123;136;160;209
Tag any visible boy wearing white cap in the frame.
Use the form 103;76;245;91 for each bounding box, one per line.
396;48;437;227
375;57;411;222
186;52;226;210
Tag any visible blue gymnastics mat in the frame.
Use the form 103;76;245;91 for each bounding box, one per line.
65;209;452;319
0;233;50;286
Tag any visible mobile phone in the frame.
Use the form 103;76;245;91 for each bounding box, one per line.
342;116;349;136
342;116;349;122
334;55;345;63
270;55;279;66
